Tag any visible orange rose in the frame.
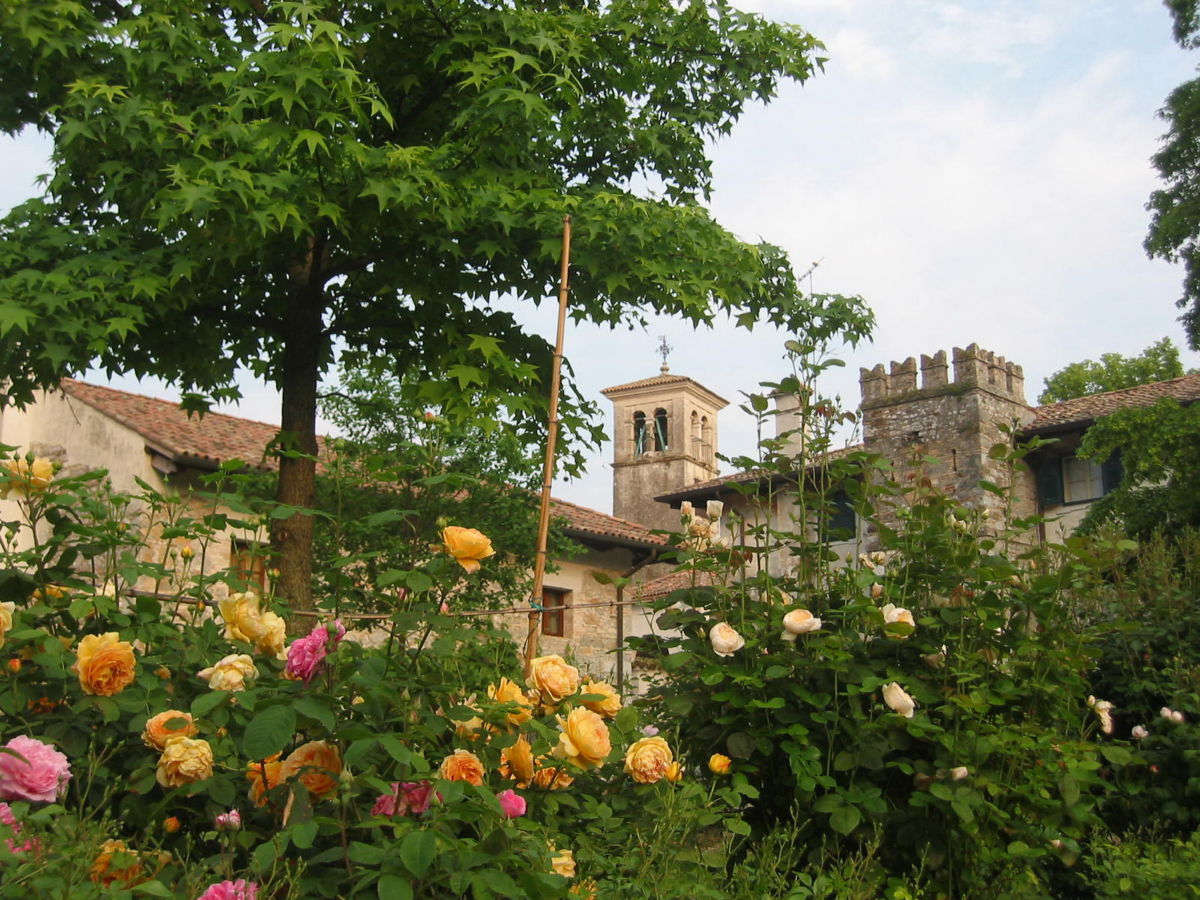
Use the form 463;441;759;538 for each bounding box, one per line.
73;632;137;696
552;707;611;770
531;761;574;791
89;840;144;888
500;736;535;786
247;755;284;807
528;655;579;705
580;680;622;719
439;749;486;786
624;737;674;784
488;677;534;727
142;710;199;751
441;526;496;574
156;737;214;788
281;740;342;798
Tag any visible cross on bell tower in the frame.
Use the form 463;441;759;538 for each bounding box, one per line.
657;335;672;374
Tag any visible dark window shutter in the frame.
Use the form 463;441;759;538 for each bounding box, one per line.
1100;452;1124;494
1035;457;1064;507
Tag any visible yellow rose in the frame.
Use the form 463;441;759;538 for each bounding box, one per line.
552;707;611;770
0;457;54;499
441;526;496;574
219;592;286;655
155;737;214;787
197;653;258;691
247;754;284;807
624;737;674;784
454;715;487;741
708;753;732;775
142;710;199;750
0;600;14;646
550;847;576;879
73;632;137;696
580;680;622;719
500;736;535;786
439;748;486;786
528;655;579;705
488;677;534;726
664;761;683;783
570;878;598;900
281;740;343;798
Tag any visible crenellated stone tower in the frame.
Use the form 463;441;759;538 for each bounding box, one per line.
859;344;1036;522
602;366;728;532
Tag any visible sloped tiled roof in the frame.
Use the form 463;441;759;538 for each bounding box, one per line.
60;379;661;551
550;497;667;549
61;379;319;471
634;568;718;602
601;372;729;405
655;443;864;503
1023;373;1200;434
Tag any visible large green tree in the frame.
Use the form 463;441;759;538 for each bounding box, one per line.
0;0;869;609
1037;337;1194;404
1148;0;1200;349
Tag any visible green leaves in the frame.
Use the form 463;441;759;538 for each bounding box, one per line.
243;703;296;761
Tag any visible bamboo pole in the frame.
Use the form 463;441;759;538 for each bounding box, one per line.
523;215;572;675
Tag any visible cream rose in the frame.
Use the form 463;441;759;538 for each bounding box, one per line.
709;622;745;657
197;654;258;691
580;680;622;719
0;600;14;647
0;457;54;499
882;682;916;718
528;655;579;705
552;707;611;770
780;609;822;641
623;736;673;784
881;603;915;639
156;737;214;787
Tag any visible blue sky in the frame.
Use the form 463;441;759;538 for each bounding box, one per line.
3;0;1200;514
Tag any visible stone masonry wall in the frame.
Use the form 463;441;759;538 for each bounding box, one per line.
860;345;1037;536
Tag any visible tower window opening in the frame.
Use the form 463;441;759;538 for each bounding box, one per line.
633;411;648;456
654;408;669;451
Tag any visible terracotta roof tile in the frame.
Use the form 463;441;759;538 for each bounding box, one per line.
1024;373;1200;433
550;497;667;549
634;569;717;602
61;379;328;471
655;443;864;503
601;373;729;405
59;379;660;550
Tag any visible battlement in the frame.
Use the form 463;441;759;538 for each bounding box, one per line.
859;344;1026;405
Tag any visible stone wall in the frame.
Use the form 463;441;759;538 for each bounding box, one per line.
860;344;1038;533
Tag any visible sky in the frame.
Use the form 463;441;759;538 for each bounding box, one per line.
3;0;1200;515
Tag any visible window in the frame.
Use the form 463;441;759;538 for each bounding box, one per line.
541;587;569;637
1034;453;1123;507
824;489;857;540
232;540;267;591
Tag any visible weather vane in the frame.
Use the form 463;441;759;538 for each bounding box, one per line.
657;335;672;373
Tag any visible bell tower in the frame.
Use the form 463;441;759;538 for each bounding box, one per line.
601;353;727;532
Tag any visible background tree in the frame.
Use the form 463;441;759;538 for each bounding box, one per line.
1148;0;1200;349
1037;337;1195;404
0;0;870;610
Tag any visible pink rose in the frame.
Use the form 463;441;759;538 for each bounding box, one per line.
0;736;71;803
496;789;526;819
372;781;435;817
214;810;241;832
0;801;37;857
196;880;258;900
284;620;345;682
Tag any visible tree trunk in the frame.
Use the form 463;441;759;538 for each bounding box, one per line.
273;268;325;618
